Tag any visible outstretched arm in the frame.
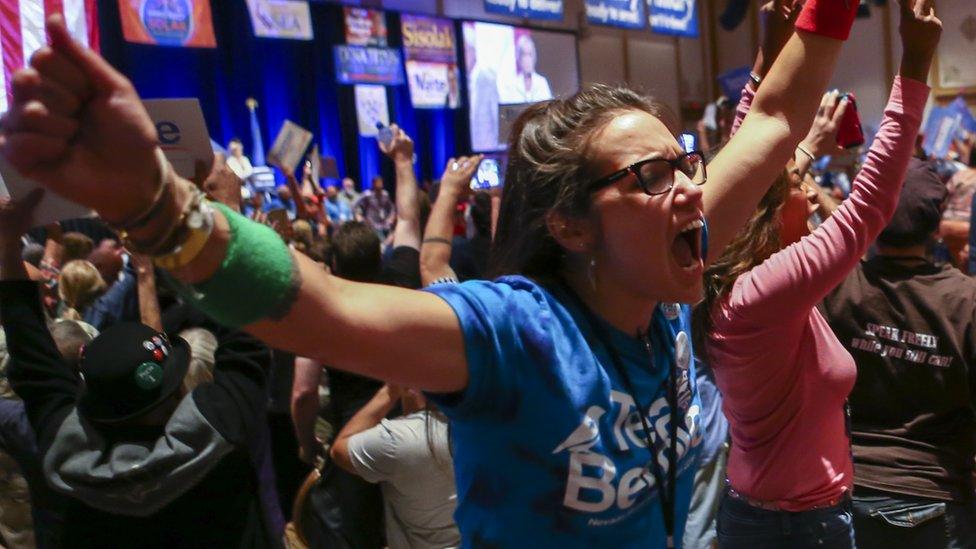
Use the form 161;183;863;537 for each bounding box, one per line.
703;0;862;263
380;125;421;251
420;156;480;286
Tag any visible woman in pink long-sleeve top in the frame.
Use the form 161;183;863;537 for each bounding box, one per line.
695;5;941;548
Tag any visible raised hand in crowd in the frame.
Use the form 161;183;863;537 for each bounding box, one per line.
792;90;848;177
379;124;421;251
897;0;942;83
0;189;44;281
420;155;481;286
753;0;801;79
202;153;244;213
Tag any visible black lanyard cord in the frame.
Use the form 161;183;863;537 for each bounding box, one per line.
557;281;678;547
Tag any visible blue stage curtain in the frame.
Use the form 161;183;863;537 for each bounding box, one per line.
95;0;460;194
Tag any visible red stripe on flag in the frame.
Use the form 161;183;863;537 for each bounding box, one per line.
0;0;25;100
44;0;64;21
85;0;98;51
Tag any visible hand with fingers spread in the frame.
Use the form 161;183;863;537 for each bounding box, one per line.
798;90;849;159
0;15;162;226
898;0;942;84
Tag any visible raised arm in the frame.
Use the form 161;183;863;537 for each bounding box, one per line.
380;125;421;251
729;6;940;322
0;16;468;393
704;0;862;263
420;156;480;286
291;356;323;465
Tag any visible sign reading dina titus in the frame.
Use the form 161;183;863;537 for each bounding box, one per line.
334;45;405;85
484;0;564;21
648;0;699;38
585;0;645;29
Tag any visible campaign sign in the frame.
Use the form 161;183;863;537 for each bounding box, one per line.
247;0;313;41
334;45;405;85
402;14;460;109
143;98;214;180
585;0;645;29
268;120;315;172
948;96;976;138
344;7;387;46
717;66;751;103
484;0;564;21
354;85;390;137
118;0;217;48
922;106;961;160
648;0;699;38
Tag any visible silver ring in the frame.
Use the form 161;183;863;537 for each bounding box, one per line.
451;162;459;171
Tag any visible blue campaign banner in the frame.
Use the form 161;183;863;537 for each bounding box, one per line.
648;0;699;38
948;97;976;138
717;66;751;103
484;0;564;21
585;0;645;29
334;45;405;85
922;106;961;160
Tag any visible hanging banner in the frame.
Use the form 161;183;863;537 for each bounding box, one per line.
246;0;313;40
484;0;564;21
717;66;751;103
354;85;389;137
334;45;404;85
344;7;387;46
948;96;976;139
118;0;217;48
648;0;699;38
585;0;645;29
402;14;461;109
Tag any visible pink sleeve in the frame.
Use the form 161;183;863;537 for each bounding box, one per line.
724;76;930;325
729;84;756;138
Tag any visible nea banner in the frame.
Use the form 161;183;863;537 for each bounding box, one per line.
118;0;216;47
585;0;645;29
484;0;563;21
247;0;313;41
401;15;460;109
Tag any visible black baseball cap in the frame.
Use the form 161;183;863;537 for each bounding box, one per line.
877;158;947;248
77;323;190;424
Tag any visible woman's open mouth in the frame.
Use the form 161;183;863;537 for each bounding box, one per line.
671;218;704;272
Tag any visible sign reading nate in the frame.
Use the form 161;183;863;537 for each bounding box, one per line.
401;15;460;109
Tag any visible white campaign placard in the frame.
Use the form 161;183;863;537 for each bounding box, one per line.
268;120;314;171
0;157;92;226
143;98;214;181
354;84;389;137
246;0;313;41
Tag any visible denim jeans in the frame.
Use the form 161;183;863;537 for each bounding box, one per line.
852;487;976;549
716;493;855;548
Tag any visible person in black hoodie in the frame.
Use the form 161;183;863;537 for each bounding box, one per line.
0;190;279;548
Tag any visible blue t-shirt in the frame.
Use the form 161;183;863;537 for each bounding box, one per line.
426;276;702;547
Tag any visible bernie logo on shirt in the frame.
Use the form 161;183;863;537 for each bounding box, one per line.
141;0;193;46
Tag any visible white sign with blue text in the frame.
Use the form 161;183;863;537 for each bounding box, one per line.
585;0;645;29
648;0;698;38
143;98;214;181
484;0;564;21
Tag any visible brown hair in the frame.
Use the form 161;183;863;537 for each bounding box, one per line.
62;232;95;263
488;84;672;281
692;170;792;355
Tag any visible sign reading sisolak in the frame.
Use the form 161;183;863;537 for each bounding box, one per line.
484;0;564;21
648;0;699;38
585;0;645;29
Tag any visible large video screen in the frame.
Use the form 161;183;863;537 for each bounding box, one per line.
462;22;580;152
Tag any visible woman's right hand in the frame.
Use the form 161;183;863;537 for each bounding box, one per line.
898;0;942;83
0;15;161;225
438;155;482;200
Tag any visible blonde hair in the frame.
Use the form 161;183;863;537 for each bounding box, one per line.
58;260;107;320
179;328;218;392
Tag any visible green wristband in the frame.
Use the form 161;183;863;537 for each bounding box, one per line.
173;202;299;328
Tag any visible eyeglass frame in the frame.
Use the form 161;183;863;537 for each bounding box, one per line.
587;150;708;196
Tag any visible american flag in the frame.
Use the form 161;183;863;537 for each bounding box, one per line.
0;0;98;112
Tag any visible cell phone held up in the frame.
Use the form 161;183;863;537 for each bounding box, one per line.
836;92;865;150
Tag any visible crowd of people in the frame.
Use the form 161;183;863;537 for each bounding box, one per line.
0;0;973;548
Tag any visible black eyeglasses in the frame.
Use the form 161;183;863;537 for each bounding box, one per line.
588;150;707;196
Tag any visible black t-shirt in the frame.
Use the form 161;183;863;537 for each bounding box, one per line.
820;258;976;502
378;246;421;289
